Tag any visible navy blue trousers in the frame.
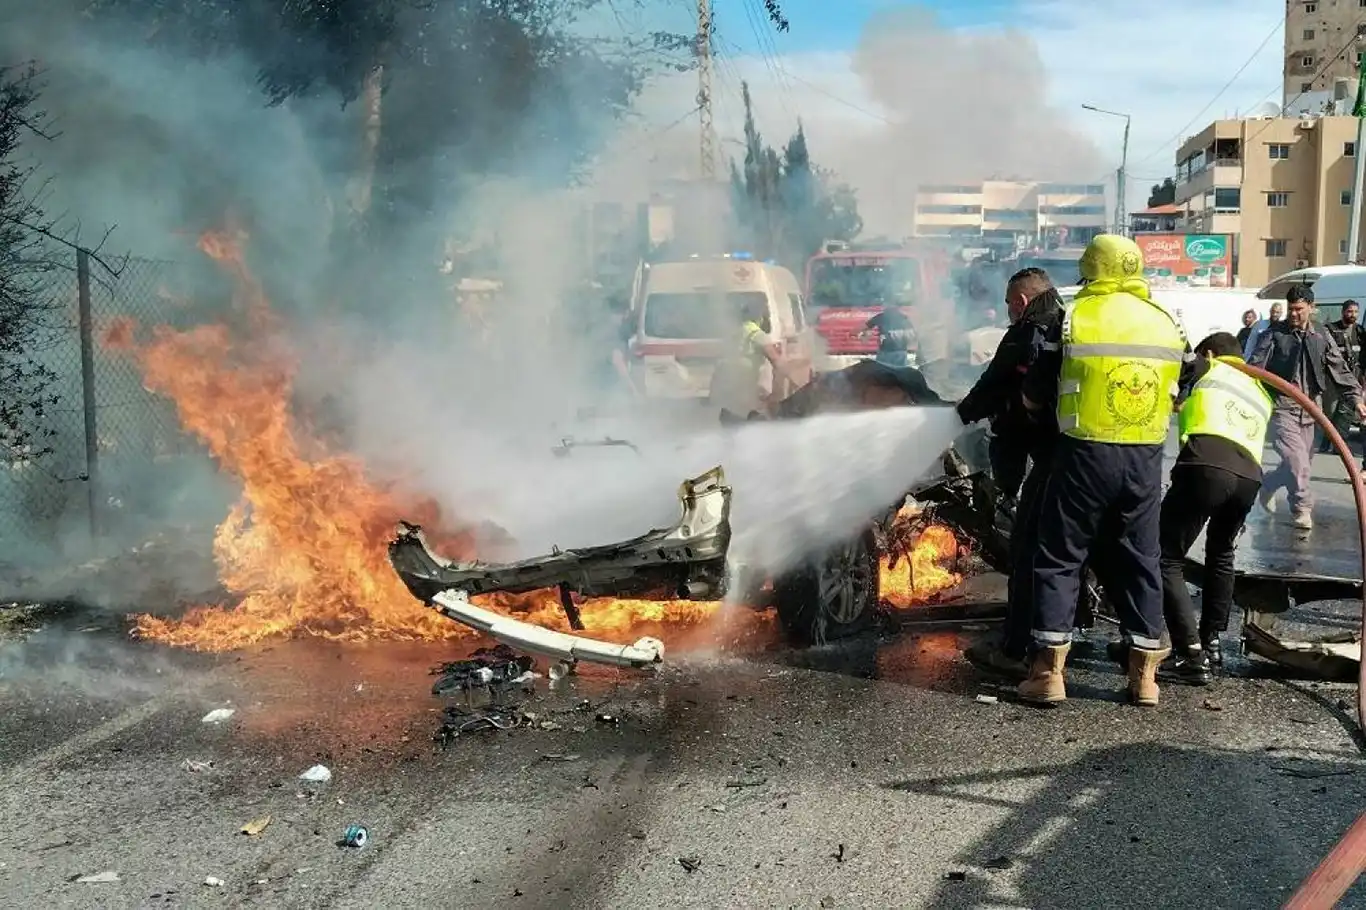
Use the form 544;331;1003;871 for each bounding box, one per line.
1031;437;1166;649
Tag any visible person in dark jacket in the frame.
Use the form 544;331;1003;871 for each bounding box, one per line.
957;267;1065;677
1250;285;1365;528
1235;309;1257;351
1319;299;1365;453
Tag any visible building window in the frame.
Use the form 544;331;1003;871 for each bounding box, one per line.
1344;189;1354;206
1213;187;1241;211
1305;29;1316;40
1304;2;1315;11
1360;23;1366;34
1349;142;1358;157
1342;239;1351;256
1267;192;1290;207
1038;205;1106;215
917;204;982;214
1302;55;1315;67
918;184;980;194
1303;82;1314;92
1269;143;1291;159
1266;239;1289;258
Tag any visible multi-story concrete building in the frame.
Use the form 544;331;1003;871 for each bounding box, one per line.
1283;0;1366;107
1172;113;1366;286
911;180;1108;247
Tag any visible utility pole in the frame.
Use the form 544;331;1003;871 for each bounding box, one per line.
697;0;715;181
1082;104;1132;236
1118;115;1130;236
1347;40;1366;263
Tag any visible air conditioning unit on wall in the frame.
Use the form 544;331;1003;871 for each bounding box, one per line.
1295;258;1310;268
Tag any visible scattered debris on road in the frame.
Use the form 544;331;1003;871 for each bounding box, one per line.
240;816;272;836
201;708;235;724
538;753;580;763
299;765;332;783
984;856;1014;870
204;877;225;888
974;694;998;705
74;870;120;883
832;843;847;863
435;705;530;746
341;825;368;848
431;645;536;696
677;856;702;873
943;871;967;882
181;759;215;773
1201;699;1224;712
725;777;768;789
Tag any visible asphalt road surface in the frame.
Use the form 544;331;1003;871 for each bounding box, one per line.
2;452;1366;909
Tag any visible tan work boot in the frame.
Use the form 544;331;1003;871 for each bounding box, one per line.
1018;643;1070;705
1127;646;1170;707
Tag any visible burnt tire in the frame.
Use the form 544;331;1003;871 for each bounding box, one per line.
773;528;879;644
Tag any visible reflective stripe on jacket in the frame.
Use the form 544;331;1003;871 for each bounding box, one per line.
1177;356;1273;464
1057;282;1186;444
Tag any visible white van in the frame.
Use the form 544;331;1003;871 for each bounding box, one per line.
628;256;811;400
1058;286;1261;343
1258;265;1366;324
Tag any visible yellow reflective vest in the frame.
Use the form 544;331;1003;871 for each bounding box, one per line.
1057;284;1187;444
1177;356;1273;464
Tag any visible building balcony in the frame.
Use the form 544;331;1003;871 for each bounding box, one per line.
1174;163;1240;202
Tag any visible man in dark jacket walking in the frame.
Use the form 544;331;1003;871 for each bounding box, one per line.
956;267;1065;677
1319;299;1365;453
1250;285;1365;529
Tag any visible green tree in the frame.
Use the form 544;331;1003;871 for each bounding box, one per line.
728;82;861;268
1146;177;1176;208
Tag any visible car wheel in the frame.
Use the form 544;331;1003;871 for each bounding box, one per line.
774;528;879;644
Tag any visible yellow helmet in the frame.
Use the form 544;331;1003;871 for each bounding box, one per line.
1079;234;1144;282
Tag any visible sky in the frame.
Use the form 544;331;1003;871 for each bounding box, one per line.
591;0;1289;234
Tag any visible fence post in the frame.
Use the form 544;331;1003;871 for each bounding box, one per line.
76;249;100;543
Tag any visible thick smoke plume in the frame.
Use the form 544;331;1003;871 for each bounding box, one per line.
611;5;1107;236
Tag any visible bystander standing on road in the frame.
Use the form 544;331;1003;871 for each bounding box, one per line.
1242;300;1285;359
1249;286;1366;528
1319;299;1365;453
1156;332;1272;685
1235;308;1257;352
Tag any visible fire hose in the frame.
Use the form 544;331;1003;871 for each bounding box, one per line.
1218;361;1366;909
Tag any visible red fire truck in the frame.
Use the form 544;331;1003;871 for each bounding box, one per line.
802;241;957;371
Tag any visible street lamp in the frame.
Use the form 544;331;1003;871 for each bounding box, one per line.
1082;104;1132;236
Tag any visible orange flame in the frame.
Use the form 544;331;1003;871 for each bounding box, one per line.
118;229;719;652
879;523;962;606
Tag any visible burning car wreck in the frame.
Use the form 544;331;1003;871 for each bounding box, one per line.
381;356;1358;679
388;360;1013;663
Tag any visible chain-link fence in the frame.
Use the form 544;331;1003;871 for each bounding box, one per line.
0;251;204;563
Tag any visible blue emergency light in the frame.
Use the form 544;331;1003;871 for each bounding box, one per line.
730;251;754;260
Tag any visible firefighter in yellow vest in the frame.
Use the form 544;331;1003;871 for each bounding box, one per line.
1151;331;1272;686
1019;234;1193;707
710;298;801;417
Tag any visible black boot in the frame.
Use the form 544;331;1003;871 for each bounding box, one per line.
1157;649;1213;686
963;639;1029;681
1201;636;1223;669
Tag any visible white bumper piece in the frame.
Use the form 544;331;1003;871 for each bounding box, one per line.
430;589;665;668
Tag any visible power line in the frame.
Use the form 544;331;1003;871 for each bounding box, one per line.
1129;17;1283;168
